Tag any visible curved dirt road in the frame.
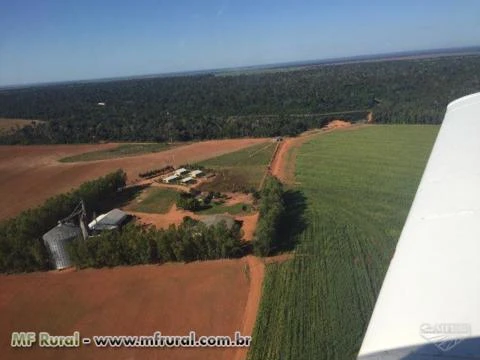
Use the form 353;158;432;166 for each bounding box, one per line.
234;255;265;360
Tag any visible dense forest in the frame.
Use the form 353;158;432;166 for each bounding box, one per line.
1;55;480;144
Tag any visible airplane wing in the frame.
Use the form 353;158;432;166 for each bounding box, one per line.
357;93;480;359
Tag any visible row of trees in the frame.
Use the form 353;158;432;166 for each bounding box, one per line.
0;170;127;273
1;55;479;144
68;217;244;268
253;176;285;256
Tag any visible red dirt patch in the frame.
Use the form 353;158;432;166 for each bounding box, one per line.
236;213;259;241
0;138;266;220
323;119;352;130
0;261;250;360
367;111;375;124
129;204;199;229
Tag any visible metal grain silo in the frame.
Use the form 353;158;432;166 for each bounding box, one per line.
42;223;81;270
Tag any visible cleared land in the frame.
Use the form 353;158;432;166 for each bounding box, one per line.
198;142;276;192
0;118;44;134
129;204;199;230
0;260;250;360
0;138;266;220
248;125;439;360
125;187;178;214
59;142;174;162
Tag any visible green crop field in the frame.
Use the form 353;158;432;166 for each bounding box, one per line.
59;143;173;162
248;125;439;360
198;141;276;192
127;187;178;214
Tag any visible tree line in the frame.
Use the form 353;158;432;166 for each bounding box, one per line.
1;55;479;144
253;176;285;256
0;170;127;273
68;217;244;268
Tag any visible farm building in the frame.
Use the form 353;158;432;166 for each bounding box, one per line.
43;223;82;270
189;170;203;178
174;168;188;176
163;174;180;183
88;209;130;232
181;176;195;184
200;214;237;230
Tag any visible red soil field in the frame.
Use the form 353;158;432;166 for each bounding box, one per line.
0;260;251;360
0;138;265;221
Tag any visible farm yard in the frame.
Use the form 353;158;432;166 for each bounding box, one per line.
117;140;276;233
248;125;439;360
197;141;277;192
0;138;266;221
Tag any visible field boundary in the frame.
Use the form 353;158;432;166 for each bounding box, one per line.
258;141;282;190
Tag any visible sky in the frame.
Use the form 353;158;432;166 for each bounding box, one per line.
0;0;479;86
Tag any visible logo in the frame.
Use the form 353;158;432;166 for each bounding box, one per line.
420;323;471;352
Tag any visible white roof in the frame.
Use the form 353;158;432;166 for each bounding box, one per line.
175;168;188;174
164;174;179;181
181;176;193;183
88;209;129;231
190;170;203;176
88;213;107;229
358;93;480;359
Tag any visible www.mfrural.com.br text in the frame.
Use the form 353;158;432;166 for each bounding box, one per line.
11;331;251;348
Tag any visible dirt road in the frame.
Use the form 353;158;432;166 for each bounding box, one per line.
234;255;265;360
270;125;367;184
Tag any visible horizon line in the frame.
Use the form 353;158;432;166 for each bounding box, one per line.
1;45;479;90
